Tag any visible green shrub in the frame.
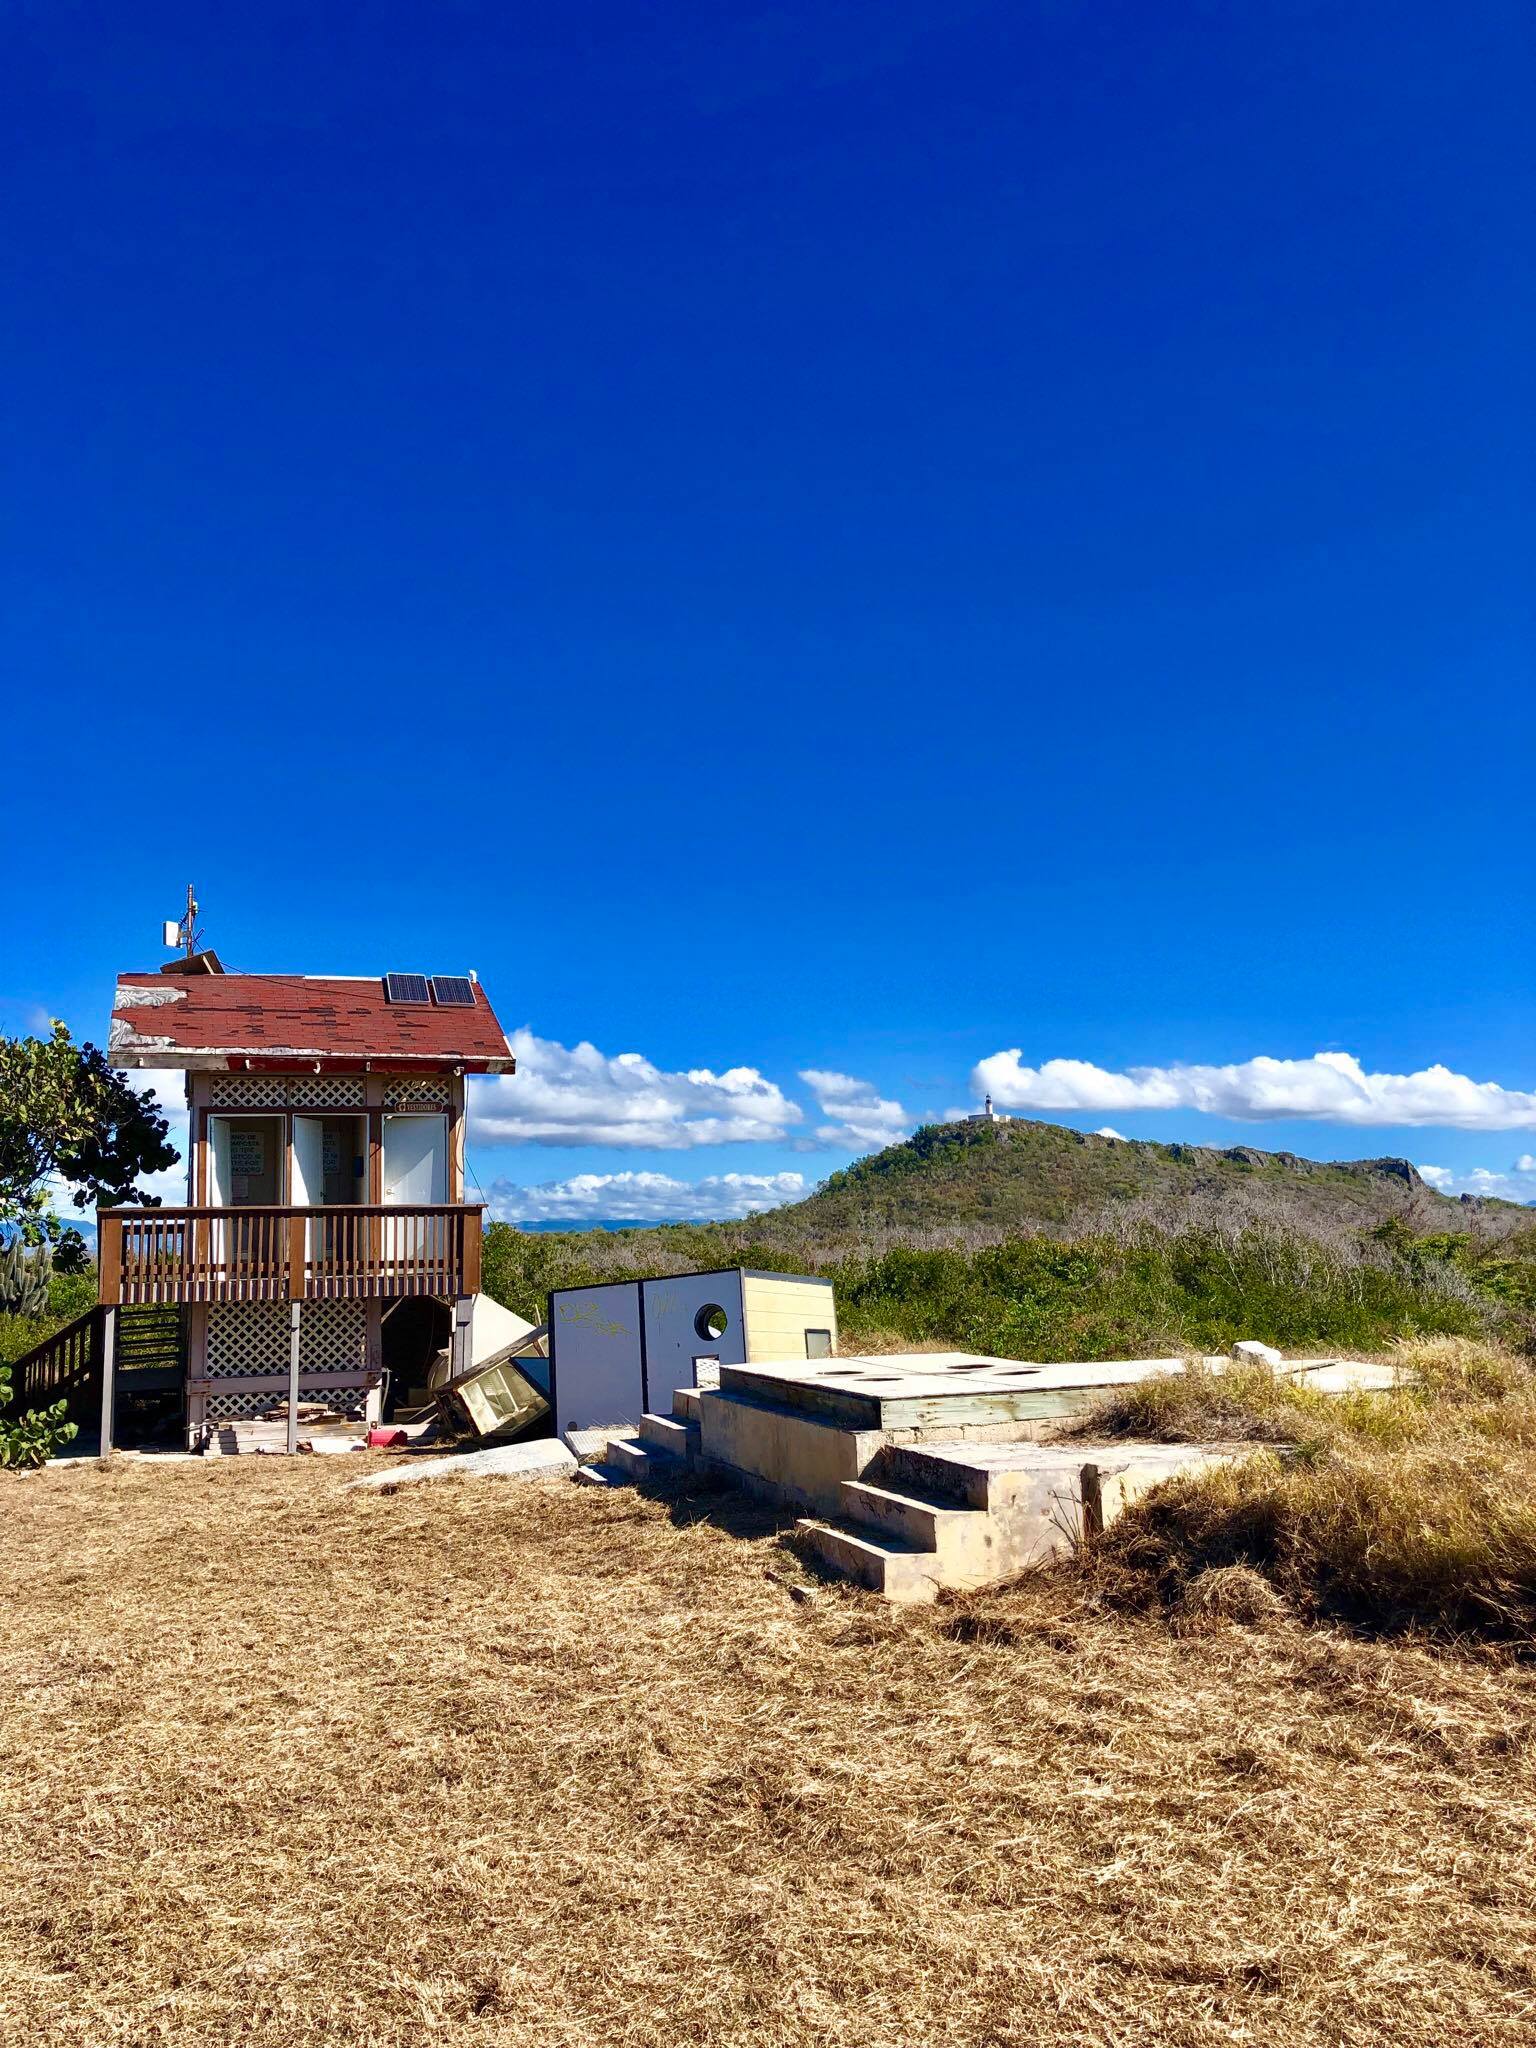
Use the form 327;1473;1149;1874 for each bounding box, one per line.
0;1359;77;1468
479;1217;1511;1363
0;1237;51;1316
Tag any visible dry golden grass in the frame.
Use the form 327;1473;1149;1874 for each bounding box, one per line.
1076;1338;1536;1641
4;1453;1536;2047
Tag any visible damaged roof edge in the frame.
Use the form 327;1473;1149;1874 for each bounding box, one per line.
108;1045;517;1074
107;968;516;1071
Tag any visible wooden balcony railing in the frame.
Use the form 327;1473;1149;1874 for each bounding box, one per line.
97;1205;484;1307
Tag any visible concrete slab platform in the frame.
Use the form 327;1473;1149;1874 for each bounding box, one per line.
724;1352;1195;1432
722;1347;1400;1435
349;1439;576;1490
1284;1359;1404;1393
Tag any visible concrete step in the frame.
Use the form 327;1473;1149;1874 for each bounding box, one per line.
794;1518;943;1604
839;1476;978;1554
871;1442;1008;1510
605;1435;683;1482
573;1460;627;1488
564;1424;628;1464
671;1386;702;1423
640;1411;699;1460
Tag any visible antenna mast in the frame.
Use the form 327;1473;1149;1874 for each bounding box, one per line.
162;885;203;960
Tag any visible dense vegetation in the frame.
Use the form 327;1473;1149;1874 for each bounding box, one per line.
796;1117;1455;1238
0;1021;177;1240
0;1266;98;1367
481;1119;1536;1361
0;1264;93;1464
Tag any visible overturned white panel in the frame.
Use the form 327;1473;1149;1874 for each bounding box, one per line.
470;1293;536;1368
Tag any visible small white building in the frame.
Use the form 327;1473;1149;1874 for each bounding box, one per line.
966;1094;1009;1124
548;1268;836;1437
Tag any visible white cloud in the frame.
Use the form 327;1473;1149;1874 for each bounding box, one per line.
481;1170;808;1224
974;1049;1536;1132
1095;1127;1127;1141
798;1069;910;1151
1418;1159;1536;1204
469;1030;804;1150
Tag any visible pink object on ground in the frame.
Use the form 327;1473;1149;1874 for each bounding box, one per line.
366;1427;408;1449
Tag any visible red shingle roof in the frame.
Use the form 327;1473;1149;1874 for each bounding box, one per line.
108;973;515;1072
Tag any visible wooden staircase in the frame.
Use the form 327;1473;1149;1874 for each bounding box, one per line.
2;1304;187;1446
1;1308;104;1430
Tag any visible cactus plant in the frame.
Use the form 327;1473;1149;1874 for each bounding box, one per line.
0;1236;53;1317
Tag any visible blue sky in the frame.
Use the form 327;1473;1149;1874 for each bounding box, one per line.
5;2;1533;1220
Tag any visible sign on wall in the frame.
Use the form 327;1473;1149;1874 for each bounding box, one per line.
229;1130;265;1175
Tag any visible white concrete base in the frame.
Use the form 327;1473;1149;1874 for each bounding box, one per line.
582;1347;1397;1601
349;1439;576;1490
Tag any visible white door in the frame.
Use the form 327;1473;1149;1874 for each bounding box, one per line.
381;1114;448;1279
292;1115;327;1269
382;1115;448;1205
291;1117;325;1206
209;1118;233;1208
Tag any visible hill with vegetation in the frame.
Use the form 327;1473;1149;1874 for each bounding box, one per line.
746;1116;1523;1246
481;1118;1536;1365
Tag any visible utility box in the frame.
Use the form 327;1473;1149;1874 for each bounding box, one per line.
548;1267;836;1438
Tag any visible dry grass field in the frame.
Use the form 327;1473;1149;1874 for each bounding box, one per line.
4;1451;1536;2048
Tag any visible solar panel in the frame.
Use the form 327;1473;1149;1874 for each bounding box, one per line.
431;975;477;1008
383;972;431;1005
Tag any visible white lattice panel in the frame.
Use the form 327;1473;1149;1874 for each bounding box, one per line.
202;1301;368;1422
207;1303;288;1374
291;1077;365;1108
299;1300;367;1371
209;1074;366;1109
203;1385;366;1422
384;1079;451;1110
210;1076;289;1109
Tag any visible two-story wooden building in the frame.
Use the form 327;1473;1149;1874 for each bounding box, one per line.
100;960;515;1448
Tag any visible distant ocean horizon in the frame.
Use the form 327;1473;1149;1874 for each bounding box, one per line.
38;1212;709;1242
513;1217;692;1233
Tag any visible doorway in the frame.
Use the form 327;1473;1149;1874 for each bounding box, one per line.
381;1114;449;1271
382;1114;448;1204
207;1115;284;1269
208;1116;284;1206
293;1115;368;1207
294;1114;368;1266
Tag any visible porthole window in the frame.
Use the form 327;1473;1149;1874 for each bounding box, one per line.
694;1303;728;1342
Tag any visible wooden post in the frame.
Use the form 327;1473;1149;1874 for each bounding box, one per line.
287;1301;301;1455
98;1306;117;1459
462;1207;483;1297
450;1297;473;1382
98;1213;122;1306
287;1211;307;1302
